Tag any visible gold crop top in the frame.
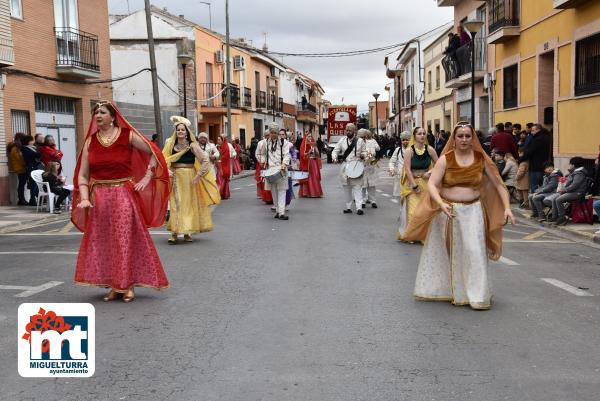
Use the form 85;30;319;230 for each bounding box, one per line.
442;150;484;189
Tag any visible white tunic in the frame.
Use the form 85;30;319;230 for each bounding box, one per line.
200;142;220;176
389;146;406;197
332;136;367;186
258;138;291;190
363;138;380;187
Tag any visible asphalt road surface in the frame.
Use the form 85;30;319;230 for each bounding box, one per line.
1;163;599;401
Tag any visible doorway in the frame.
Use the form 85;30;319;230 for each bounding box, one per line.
239;128;246;148
253;118;262;139
538;51;555;128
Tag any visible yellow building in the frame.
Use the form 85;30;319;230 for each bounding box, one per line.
489;0;600;166
424;26;456;133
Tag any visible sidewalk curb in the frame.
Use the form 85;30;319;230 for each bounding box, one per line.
512;207;600;244
0;213;70;234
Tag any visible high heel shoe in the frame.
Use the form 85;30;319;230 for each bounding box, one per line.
122;289;135;303
183;234;193;243
168;234;178;244
103;289;120;302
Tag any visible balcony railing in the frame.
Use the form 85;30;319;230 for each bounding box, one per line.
55;27;99;75
243;87;252;107
488;0;520;34
298;102;317;113
278;97;284;112
198;83;240;108
269;93;277;111
256;91;267;109
442;36;487;84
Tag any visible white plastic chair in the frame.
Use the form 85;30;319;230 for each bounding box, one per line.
30;170;55;213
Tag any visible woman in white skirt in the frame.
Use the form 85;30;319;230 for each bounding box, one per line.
404;123;515;310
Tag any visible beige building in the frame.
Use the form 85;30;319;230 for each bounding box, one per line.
424;26;455;134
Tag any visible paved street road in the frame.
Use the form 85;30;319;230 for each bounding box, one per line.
1;163;600;401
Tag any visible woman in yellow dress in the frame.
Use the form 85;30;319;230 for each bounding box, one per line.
397;126;438;240
162;116;220;244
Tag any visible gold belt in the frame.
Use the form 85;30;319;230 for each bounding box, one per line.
91;177;132;188
441;196;480;205
171;163;195;169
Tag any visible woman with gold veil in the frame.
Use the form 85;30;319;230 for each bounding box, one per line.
404;123;515;310
162;116;220;244
397;127;438;241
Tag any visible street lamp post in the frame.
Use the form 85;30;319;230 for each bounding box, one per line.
373;92;380;134
177;53;193;118
198;1;212;30
463;20;484;128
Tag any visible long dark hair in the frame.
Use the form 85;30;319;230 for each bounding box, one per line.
174;123;193;144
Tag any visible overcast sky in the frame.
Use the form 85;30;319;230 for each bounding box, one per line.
108;0;452;113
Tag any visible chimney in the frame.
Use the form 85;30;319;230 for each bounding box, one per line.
179;14;185;19
262;43;269;52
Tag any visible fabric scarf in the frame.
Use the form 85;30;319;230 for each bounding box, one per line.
220;137;231;179
403;127;506;260
71;101;169;232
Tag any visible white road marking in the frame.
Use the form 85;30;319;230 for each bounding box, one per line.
503;239;571;244
376;189;383;193
391;199;399;204
541;278;593;297
246;184;254;187
381;193;390;198
0;281;63;297
0;251;77;255
504;228;533;235
232;187;241;191
498;256;520;266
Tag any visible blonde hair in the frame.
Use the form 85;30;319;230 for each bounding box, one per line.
45;161;60;176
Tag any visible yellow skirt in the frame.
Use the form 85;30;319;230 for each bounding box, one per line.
168;168;213;234
397;176;428;241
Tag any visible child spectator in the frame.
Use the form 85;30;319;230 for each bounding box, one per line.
530;161;563;221
492;148;505;175
495;150;517;199
545;157;589;225
42;161;71;213
516;148;530;208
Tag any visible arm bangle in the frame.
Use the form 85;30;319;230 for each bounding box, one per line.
79;183;89;188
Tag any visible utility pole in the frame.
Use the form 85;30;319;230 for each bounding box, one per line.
225;0;232;140
144;0;163;144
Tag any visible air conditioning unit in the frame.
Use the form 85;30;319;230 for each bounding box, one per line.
233;55;245;70
215;50;224;64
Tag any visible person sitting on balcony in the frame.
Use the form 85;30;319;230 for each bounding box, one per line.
301;95;308;109
444;33;461;56
443;32;462;78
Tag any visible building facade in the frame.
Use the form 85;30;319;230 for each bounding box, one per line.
367;100;389;134
4;0;113;204
424;26;456;134
0;0;14;204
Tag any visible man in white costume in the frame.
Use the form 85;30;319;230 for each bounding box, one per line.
197;132;220;177
361;129;380;208
258;122;291;220
332;123;367;215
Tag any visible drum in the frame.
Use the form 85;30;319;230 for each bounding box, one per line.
345;160;364;179
288;171;309;181
262;167;285;184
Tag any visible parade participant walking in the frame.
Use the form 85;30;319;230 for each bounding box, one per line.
255;131;274;203
362;129;380;208
258;123;291;220
162;116;220;245
332;123;367;215
397;127;438;240
389;131;411;197
216;135;236;200
232;138;242;175
72;101;169;303
298;132;323;198
197;132;220;177
405;122;515;310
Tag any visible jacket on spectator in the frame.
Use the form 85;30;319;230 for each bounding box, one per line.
490;131;518;158
516;160;529;191
21;145;41;173
520;131;551;172
535;169;563;194
501;157;518;187
8;146;26;174
42;173;64;194
563;167;589;196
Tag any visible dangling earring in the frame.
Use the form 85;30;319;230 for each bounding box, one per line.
110;121;114;126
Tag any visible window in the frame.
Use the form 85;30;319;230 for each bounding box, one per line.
436;66;441;89
503;64;518;109
35;94;75;114
10;0;22;19
575;32;600;96
427;71;432;93
53;0;78;29
11;110;30;134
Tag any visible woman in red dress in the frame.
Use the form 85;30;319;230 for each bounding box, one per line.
72;101;169;302
217;135;235;199
232;138;242;175
298;133;324;198
39;135;64;173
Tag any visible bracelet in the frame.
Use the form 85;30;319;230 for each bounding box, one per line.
79;183;89;188
80;198;89;202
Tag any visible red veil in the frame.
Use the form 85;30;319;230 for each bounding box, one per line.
299;136;310;172
71;102;169;232
220;137;231;178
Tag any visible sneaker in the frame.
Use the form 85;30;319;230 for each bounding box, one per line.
274;213;280;219
371;203;378;209
361;204;366;209
278;215;289;220
555;216;568;226
357;209;364;215
343;209;353;214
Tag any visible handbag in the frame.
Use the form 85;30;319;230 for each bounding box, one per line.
570;198;593;224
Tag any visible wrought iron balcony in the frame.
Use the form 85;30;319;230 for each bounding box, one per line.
278;97;284;112
296;101;317;123
243;87;252;108
442;37;487;88
55;27;100;78
256;91;267;109
198;83;240;109
488;0;520;44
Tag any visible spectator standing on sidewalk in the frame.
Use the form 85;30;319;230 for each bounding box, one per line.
531;161;563;221
7;132;27;205
20;135;42;206
491;123;518;159
519;124;552;192
516;148;530;208
39;135;64;174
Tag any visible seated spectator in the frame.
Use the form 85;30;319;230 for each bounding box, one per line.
544;157;589;226
42;161;71;213
496;150;517;199
530;161;563;220
492;148;506;175
491;123;518;158
516;148;530;208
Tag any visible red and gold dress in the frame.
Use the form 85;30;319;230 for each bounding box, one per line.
72;120;169;293
298;136;323;198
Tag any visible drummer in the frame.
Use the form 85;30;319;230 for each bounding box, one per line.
332;123;367;215
258;122;291;220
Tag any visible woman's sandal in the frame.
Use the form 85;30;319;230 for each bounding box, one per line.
183;234;193;243
103;289;120;302
122;289;135;303
168;234;178;244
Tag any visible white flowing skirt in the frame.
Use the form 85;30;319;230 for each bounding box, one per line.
413;201;492;310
